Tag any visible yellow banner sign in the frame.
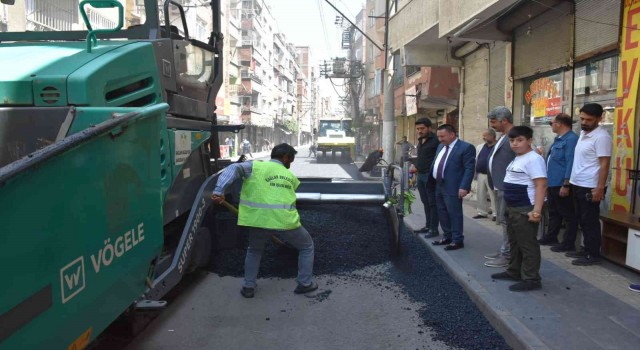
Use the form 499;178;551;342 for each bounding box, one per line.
612;1;640;212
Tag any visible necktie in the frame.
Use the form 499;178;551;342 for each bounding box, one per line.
436;145;449;181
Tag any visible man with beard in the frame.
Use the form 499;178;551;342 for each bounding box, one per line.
567;103;611;266
484;107;516;268
413;118;440;238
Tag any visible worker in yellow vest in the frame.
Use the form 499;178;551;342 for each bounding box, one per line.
211;143;317;298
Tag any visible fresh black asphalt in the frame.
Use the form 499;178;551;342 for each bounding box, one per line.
210;204;510;349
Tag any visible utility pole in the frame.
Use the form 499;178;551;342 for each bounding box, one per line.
348;25;360;126
382;0;394;164
323;0;391;160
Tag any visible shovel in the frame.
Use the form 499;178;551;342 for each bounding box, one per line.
214;196;292;249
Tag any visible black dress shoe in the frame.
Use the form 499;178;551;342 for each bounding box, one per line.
423;231;439;238
432;238;452;246
444;242;464;250
472;214;488;219
414;226;430;233
550;244;574;253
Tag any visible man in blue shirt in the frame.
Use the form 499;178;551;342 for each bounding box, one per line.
539;113;579;251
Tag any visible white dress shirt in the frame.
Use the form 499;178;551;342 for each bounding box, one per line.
432;138;458;179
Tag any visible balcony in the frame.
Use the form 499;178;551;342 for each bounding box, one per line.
240;69;253;79
26;0;75;31
240;104;263;114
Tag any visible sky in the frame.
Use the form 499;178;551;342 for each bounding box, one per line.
267;0;366;104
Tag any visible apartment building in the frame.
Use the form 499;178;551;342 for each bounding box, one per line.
237;0;315;150
295;46;315;146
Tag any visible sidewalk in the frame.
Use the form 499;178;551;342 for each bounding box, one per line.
403;194;640;349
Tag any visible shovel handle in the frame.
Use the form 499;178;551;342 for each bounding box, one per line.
220;199;239;215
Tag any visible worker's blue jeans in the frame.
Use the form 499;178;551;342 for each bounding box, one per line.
243;225;315;289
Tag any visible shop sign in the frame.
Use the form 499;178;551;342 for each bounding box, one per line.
611;1;640;213
524;76;562;124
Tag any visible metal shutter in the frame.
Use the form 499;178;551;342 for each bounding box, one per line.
575;0;621;58
461;47;489;145
489;41;508;108
513;2;572;79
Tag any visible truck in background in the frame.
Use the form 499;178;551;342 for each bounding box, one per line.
316;117;355;163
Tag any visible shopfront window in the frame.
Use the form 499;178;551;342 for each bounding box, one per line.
573;55;618;127
522;71;564;126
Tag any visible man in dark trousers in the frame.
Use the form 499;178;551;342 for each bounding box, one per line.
413;118;440;238
540;113;579;250
484;106;516;268
211;143;317;298
430;124;476;250
568;103;611;265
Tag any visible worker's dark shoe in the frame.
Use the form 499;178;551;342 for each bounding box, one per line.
508;280;542;292
241;287;255;298
414;226;430;233
294;282;318;294
491;271;521;281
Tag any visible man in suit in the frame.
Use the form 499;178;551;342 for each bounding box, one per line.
430;124;476;250
484;106;516;268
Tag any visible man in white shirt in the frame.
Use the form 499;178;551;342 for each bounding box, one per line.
567;103;612;266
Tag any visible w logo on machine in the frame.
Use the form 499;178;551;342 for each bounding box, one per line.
60;257;86;304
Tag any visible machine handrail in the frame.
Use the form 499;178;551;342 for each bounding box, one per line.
164;0;190;40
383;162;410;216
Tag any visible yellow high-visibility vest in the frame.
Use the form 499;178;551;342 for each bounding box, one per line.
238;161;301;230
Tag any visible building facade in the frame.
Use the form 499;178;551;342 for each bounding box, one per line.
389;0;640;270
237;0;314;151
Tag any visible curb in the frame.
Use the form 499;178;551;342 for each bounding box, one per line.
405;220;550;350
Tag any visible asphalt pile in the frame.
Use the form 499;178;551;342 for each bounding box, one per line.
209;204;391;277
209;204;509;349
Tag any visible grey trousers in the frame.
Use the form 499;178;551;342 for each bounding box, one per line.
243;226;315;288
476;173;497;216
496;190;511;257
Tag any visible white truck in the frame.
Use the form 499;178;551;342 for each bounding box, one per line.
316;118;355;163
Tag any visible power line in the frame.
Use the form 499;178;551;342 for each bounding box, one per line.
316;0;333;54
336;0;358;17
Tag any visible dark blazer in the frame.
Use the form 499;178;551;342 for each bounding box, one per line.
487;136;516;191
430;139;476;195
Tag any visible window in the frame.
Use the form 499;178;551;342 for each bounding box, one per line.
522;71;564;126
195;18;208;42
393;52;403;88
368;9;374;28
573;55;618;126
406;66;420;77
